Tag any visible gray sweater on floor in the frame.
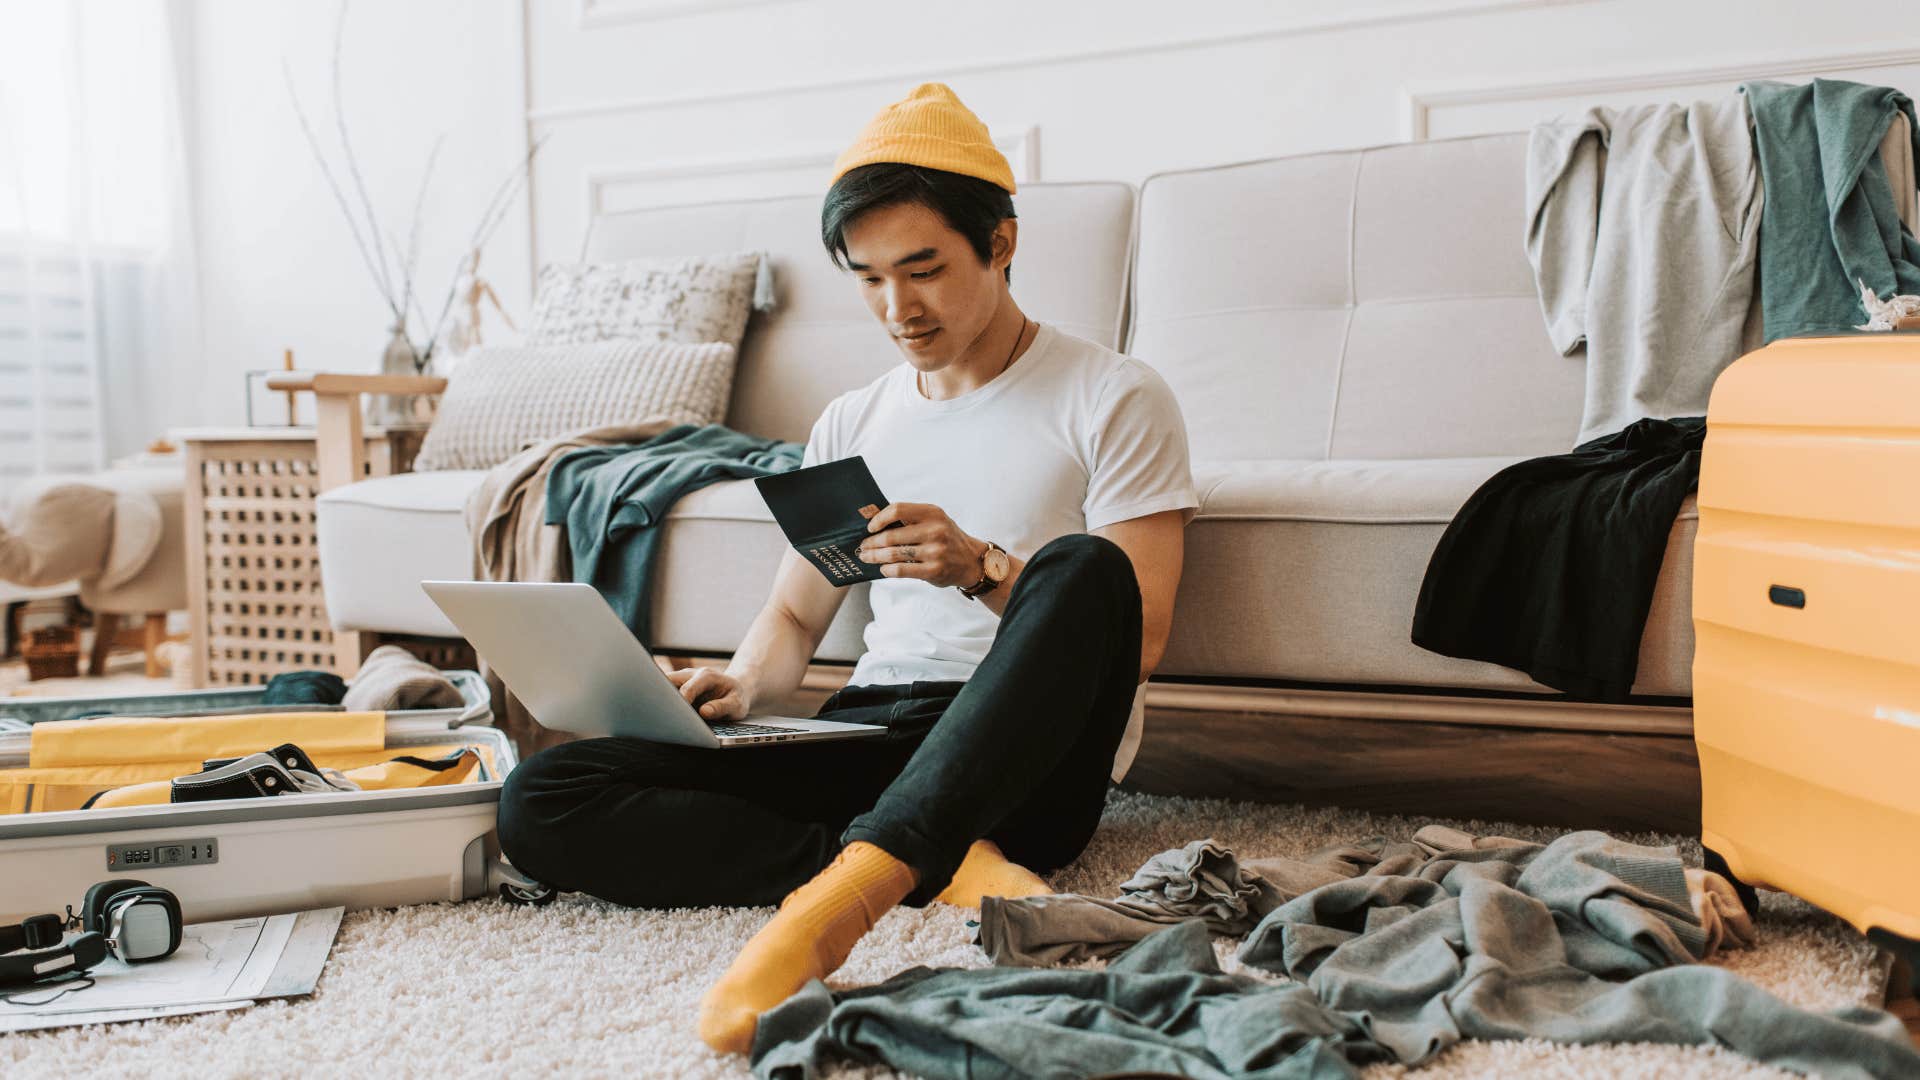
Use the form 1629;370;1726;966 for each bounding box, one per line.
752;830;1920;1080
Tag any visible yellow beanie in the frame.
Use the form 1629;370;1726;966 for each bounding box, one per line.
829;82;1016;194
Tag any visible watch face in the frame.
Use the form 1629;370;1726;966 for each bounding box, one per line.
983;544;1010;581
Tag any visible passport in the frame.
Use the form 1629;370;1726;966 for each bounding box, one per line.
754;455;900;586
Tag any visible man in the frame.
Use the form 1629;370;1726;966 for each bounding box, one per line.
495;82;1196;1056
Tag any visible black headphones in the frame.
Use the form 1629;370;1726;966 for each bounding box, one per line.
0;880;183;989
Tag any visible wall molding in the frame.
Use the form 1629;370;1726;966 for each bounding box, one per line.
576;0;785;30
529;0;1595;125
583;124;1039;217
1403;45;1920;140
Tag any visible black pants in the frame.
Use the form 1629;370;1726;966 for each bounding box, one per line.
496;532;1143;908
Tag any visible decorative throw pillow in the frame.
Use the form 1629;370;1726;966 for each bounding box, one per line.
525;252;773;349
412;340;737;472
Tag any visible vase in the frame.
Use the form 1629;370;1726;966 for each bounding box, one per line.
366;322;422;428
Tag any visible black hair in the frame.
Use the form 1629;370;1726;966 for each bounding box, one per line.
821;163;1016;284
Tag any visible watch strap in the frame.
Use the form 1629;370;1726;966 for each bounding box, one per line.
959;540;1004;599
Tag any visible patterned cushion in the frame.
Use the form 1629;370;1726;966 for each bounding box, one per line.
525;253;768;348
412;341;736;472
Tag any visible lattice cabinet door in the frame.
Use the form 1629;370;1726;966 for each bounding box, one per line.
181;429;422;687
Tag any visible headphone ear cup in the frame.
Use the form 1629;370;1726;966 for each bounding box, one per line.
111;886;184;960
81;879;152;934
99;883;183;957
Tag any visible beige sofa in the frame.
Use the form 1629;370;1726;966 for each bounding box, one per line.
301;132;1721;831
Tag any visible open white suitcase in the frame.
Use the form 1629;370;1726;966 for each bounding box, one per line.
0;672;524;924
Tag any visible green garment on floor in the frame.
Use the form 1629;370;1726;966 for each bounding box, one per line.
755;920;1371;1080
1743;77;1920;341
753;831;1920;1080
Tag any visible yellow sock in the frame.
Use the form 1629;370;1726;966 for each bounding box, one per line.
933;839;1052;908
697;841;915;1056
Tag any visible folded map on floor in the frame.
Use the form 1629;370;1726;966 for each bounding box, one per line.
0;906;344;1032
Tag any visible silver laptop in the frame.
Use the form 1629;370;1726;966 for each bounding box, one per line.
421;580;885;748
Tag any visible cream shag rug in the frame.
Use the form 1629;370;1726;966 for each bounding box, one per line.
0;790;1894;1079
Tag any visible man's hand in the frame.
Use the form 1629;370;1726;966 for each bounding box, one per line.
665;666;752;722
855;501;984;588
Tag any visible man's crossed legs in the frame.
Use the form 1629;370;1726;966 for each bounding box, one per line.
495;532;1144;1053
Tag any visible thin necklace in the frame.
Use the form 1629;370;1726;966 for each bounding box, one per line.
920;317;1030;399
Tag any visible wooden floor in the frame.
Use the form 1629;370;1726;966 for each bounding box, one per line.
1122;700;1702;835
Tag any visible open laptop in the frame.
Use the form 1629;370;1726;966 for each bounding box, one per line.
421;581;885;748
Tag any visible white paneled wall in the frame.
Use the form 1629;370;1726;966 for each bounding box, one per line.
520;0;1920;280
1412;50;1920;138
188;0;531;428
189;0;1920;425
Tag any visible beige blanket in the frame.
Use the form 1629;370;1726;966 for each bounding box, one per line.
463;419;679;758
0;480;160;591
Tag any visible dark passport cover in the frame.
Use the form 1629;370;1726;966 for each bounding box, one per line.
755;456;898;586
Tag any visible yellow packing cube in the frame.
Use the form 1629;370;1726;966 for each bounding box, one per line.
27;710;386;769
83;745;488;811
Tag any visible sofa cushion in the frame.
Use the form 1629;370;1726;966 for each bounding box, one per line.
412;341;737;472
1159;459;1696;697
525;252;767;350
581;182;1135;444
315;471;874;661
318;456;1696;697
1128;135;1587;463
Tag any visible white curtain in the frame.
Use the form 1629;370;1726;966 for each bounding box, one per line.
0;0;203;494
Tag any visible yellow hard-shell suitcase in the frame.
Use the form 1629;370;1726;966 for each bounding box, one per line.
1694;330;1920;988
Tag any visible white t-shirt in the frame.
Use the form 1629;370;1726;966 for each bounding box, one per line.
802;320;1198;781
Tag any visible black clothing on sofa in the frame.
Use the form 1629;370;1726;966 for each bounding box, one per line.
1410;415;1706;702
495;532;1143;909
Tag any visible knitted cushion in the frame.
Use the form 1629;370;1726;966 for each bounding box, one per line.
525;253;769;349
412;341;736;472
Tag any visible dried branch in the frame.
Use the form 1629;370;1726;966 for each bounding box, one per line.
286;0;546;370
396;133;448;341
282;59;402;325
417;132;550;366
329;0;398;318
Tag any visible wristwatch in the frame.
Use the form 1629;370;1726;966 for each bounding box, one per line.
959;539;1011;600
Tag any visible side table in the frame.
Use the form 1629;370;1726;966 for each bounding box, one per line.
178;426;426;687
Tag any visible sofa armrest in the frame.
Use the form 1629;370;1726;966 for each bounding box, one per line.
266;372;447;493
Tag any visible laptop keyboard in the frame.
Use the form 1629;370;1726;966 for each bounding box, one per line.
710;722;805;737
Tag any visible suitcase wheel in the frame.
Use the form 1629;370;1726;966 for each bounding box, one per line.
499;881;558;907
1867;929;1920;1000
1702;845;1760;921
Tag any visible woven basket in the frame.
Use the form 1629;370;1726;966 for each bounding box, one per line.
23;625;81;681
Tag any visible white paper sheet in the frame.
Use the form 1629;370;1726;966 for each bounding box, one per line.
0;906;343;1032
